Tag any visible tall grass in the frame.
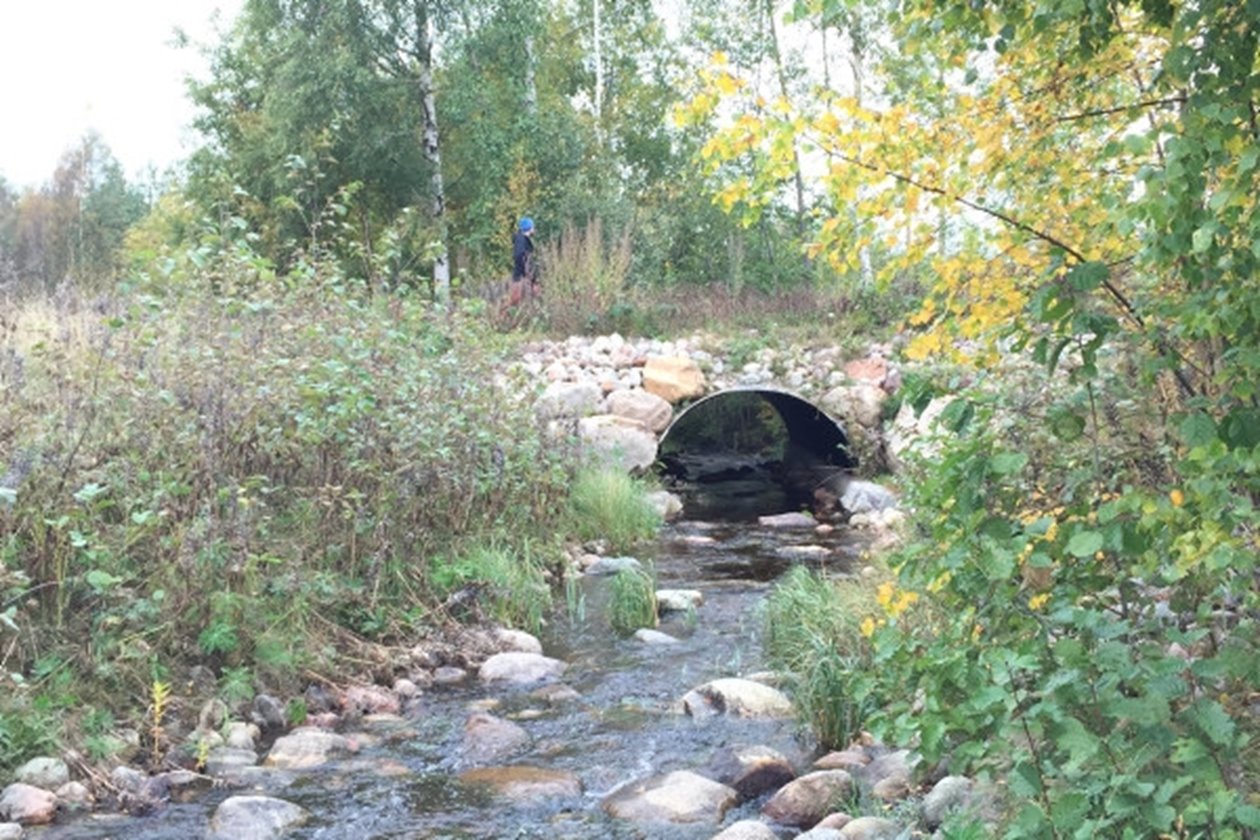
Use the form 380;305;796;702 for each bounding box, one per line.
535;218;633;335
568;468;662;553
763;566;884;749
609;564;658;636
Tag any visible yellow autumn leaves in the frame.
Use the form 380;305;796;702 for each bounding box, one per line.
682;19;1170;365
859;580;922;637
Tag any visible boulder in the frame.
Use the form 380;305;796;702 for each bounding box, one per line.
885;395;952;471
708;744;797;799
838;816;903;840
461;713;530;764
645;490;684;521
478;652;567;685
922;775;975;828
433;666;468;686
839;480;897;515
492;628;543;654
12;757;68;790
0;823;22;840
813;750;869;771
821;384;887;429
634;628;681;645
54;781;93;810
603;770;738;825
225;722;260;751
607;388;674;432
342;684;400;716
757;512;816;528
208;795;308;840
683;678;793;719
643;356;706;403
0;784;55;826
843;357;889;384
577;415;659;473
761;770;853;827
710;820;779;840
458;766;581;802
250;694;286;732
655;589;703;612
535;381;603;420
264;728;355;769
860;749;918;790
199;698;229;732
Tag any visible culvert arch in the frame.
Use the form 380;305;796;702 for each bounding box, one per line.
655;387;856;519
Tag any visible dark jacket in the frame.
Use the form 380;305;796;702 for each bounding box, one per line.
512;231;535;282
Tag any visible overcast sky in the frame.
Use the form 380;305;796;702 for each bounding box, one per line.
0;0;243;190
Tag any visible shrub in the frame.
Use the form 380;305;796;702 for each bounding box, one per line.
0;267;577;721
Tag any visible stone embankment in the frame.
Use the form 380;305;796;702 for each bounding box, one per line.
507;332;950;474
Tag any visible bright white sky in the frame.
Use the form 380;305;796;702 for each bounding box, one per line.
0;0;244;190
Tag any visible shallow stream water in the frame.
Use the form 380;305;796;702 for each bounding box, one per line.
34;489;872;840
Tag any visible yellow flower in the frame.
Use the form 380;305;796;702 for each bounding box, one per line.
1169;489;1185;507
859;616;877;638
1028;592;1050;610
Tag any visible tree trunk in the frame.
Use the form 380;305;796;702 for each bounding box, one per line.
764;0;807;241
524;32;538;118
417;4;450;306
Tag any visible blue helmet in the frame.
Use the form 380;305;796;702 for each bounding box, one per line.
519;217;534;232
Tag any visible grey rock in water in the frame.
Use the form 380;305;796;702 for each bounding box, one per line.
0;822;24;839
264;728;354;770
655;589;702;612
683;678;793;720
839;480;897;515
758;512;817;528
603;770;738;825
208;795;308;840
634;628;681;645
461;713;530;764
478;652;567;685
457;766;582;802
12;757;68;790
708;744;796;800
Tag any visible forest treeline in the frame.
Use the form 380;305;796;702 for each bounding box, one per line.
1;0;864;301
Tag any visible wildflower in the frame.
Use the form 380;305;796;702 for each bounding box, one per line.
1028;592;1050;610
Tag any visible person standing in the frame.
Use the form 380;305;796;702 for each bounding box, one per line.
509;217;537;306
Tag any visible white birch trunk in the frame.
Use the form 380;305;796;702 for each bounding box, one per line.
419;9;449;306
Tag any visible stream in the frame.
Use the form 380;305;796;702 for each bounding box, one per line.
32;494;874;840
